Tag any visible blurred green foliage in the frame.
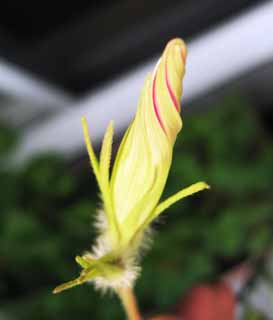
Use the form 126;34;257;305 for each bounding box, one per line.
244;307;266;320
1;96;273;319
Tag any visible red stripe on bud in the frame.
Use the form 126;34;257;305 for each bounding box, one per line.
152;72;166;133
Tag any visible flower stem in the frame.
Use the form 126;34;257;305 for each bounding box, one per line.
117;287;142;320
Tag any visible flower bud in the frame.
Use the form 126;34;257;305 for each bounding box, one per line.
53;39;209;294
111;39;188;246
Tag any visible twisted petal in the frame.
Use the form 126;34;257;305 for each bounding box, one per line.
110;39;187;244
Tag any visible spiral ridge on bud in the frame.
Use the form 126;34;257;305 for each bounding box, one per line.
150;38;187;142
111;39;187;244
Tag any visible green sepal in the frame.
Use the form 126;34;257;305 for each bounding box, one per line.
53;267;100;294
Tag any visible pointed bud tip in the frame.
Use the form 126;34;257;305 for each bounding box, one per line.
165;38;187;62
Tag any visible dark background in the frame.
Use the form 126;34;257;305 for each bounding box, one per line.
0;0;264;93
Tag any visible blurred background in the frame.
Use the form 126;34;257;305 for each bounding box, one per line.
1;1;273;319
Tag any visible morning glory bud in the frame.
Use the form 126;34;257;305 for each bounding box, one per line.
111;39;188;247
53;39;209;294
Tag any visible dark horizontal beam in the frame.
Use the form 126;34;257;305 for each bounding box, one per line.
0;0;266;94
